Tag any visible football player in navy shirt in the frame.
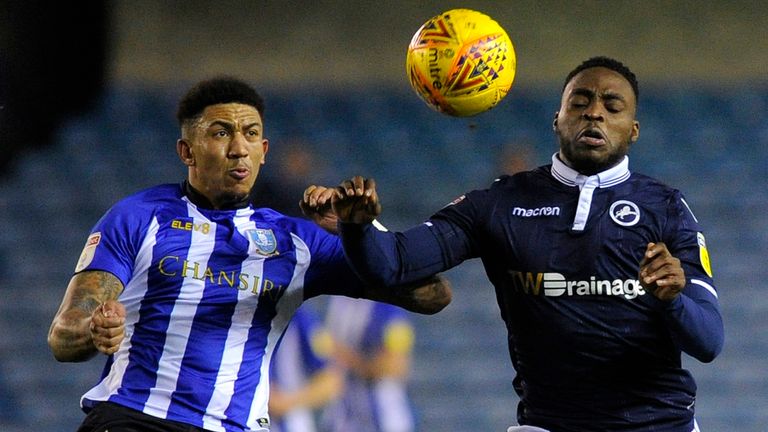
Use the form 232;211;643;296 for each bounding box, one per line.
306;57;724;431
47;77;451;432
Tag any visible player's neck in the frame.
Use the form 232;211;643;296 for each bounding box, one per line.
183;180;252;210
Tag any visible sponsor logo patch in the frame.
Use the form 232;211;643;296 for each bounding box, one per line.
511;271;646;300
447;195;466;206
75;232;101;272
697;232;713;277
171;218;211;234
512;206;561;218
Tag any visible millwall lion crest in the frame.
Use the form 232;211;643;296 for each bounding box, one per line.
246;228;278;256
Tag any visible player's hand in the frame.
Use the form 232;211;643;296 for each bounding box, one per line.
332;176;381;224
90;300;126;355
267;387;292;418
300;184;341;233
639;242;685;302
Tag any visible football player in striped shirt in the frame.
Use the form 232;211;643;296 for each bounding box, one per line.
313;57;724;431
321;296;417;432
47;77;451;432
269;304;342;432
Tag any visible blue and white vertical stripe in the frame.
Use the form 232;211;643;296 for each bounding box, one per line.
77;184;357;432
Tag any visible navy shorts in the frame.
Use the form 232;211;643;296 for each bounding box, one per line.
77;402;209;432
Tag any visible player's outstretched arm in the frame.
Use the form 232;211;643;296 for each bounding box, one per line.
48;271;125;362
364;274;452;315
301;183;451;314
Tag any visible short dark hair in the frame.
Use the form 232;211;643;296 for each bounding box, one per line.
563;56;639;101
176;76;265;126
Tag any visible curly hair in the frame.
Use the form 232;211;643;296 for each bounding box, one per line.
563;56;639;101
176;76;265;126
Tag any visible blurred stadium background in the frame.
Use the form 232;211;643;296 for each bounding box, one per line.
1;1;766;430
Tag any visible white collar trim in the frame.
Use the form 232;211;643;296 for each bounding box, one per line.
550;153;631;189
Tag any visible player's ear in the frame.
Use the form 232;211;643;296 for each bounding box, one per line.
177;139;195;166
260;139;269;165
630;120;640;143
552;112;559;131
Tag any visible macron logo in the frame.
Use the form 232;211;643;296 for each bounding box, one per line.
512;206;561;218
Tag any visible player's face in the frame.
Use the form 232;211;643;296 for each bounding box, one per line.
181;103;268;208
554;67;639;175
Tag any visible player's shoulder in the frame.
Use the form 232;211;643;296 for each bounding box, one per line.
115;183;182;204
107;183;184;216
487;166;553;192
439;167;550;213
626;172;684;201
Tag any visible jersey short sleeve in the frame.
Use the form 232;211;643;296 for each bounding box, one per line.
74;190;158;286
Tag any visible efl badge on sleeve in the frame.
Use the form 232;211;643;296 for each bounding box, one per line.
697;232;713;277
75;232;101;272
246;228;278;256
447;194;466;207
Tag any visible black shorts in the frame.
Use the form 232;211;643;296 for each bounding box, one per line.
77;402;210;432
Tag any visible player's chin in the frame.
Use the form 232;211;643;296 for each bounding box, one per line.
574;151;621;173
216;187;251;205
227;180;255;196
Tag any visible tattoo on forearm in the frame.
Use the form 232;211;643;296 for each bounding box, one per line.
71;271;123;314
390;277;451;314
49;271;124;361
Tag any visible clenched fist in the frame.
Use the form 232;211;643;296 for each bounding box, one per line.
90;300;126;355
639;242;685;302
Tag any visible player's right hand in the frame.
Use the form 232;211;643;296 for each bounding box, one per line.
333;176;381;224
90;300;126;355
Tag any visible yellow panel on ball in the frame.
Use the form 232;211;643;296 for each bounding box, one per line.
406;9;516;117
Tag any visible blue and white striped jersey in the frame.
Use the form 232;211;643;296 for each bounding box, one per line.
270;305;332;432
338;155;724;432
322;297;415;432
74;183;364;432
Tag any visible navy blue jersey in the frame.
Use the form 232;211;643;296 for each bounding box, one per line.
339;156;723;432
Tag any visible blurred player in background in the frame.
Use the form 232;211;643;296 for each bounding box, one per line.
251;137;327;217
269;304;342;432
321;295;417;432
499;138;536;175
305;57;724;432
47;77;451;432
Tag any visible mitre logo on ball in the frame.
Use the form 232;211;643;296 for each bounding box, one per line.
406;9;517;117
